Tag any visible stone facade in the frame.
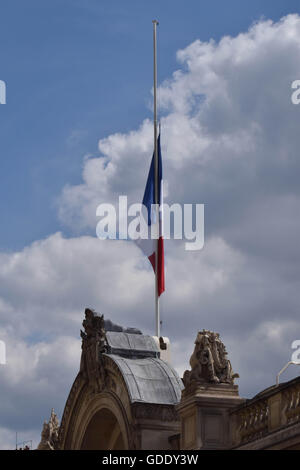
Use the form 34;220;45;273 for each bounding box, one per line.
37;309;300;450
231;376;300;449
178;330;244;450
40;308;182;450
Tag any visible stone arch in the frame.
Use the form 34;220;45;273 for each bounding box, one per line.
57;310;183;450
73;388;130;450
59;356;133;450
79;404;126;450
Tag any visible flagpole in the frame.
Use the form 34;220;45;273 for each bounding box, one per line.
152;19;160;338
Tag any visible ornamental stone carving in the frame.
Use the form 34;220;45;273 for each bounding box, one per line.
41;307;184;450
37;409;60;450
132;403;179;422
80;308;107;389
183;330;239;387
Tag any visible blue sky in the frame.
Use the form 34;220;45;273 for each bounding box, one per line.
2;0;300;449
0;0;299;251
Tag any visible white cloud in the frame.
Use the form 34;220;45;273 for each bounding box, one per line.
2;14;300;448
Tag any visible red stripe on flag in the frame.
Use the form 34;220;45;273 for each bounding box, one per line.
147;236;165;297
148;252;155;271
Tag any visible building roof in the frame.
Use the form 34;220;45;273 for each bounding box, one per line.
104;331;183;405
105;354;183;405
105;331;159;358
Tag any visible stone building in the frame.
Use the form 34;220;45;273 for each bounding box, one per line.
38;308;300;450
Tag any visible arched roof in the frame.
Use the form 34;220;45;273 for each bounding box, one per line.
104;331;183;405
105;355;183;405
58;311;184;450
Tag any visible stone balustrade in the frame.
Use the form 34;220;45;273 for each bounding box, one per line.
283;381;300;425
231;376;300;449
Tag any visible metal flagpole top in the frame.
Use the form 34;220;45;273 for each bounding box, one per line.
152;19;159;25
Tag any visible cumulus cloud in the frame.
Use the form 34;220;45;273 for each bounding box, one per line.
0;327;81;449
2;14;300;448
57;13;300;395
0;233;245;448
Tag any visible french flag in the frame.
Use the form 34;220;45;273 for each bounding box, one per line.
137;135;165;296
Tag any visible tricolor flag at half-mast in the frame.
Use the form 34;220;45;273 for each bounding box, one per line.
136;135;165;296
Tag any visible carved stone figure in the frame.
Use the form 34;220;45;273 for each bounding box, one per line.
81;308;106;352
79;308;144;391
80;308;106;387
183;330;239;387
37;409;59;450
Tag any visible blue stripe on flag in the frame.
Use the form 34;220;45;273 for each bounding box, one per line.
142;135;162;226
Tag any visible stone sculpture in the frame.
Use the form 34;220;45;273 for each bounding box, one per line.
183;329;239;386
37;408;59;450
